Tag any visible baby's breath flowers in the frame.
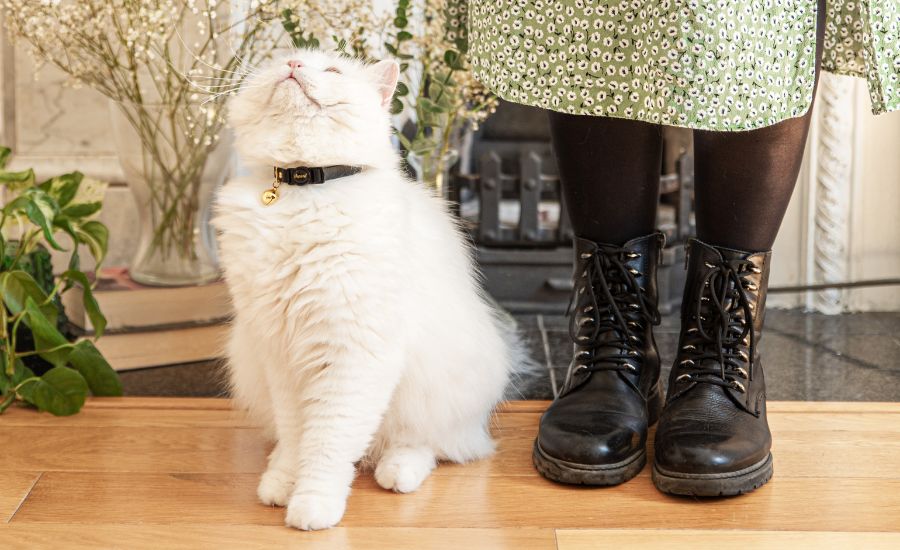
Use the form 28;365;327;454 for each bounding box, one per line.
2;0;281;280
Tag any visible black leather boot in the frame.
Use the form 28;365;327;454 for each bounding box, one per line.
533;232;665;485
652;238;773;496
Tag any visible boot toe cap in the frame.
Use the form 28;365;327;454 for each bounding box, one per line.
653;431;770;475
537;412;646;466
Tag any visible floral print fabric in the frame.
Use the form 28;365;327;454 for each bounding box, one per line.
464;0;899;131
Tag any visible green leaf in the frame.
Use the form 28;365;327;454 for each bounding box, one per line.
24;194;65;251
1;358;36;411
394;17;408;28
395;82;409;97
2;194;29;216
18;366;87;416
0;270;56;325
0;146;10;169
76;220;109;266
444;50;459;67
45;172;84;207
0;168;35;189
61;202;102;219
384;42;398;56
68;340;121;396
68;247;81;273
390;97;404;115
418;97;446;113
455;37;469;54
61;270;106;338
397;31;413;42
24;296;73;368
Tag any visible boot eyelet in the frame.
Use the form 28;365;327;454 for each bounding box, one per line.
682;344;696;351
577;316;595;327
581;270;588;278
625;364;638;373
576;335;590;343
628;268;641;276
575;364;589;374
730;380;746;393
676;373;693;383
687;327;699;334
626;252;641;259
575;350;591;359
744;282;758;291
704;261;716;269
738;350;750;362
582;305;594;314
580;252;593;259
750;266;762;274
680;359;695;366
735;367;749;379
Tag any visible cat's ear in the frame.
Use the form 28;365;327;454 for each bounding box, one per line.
367;60;400;109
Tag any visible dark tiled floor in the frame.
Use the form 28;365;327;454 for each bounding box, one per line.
512;309;900;401
120;310;900;402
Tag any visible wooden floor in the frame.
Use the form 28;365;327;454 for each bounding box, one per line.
2;398;900;549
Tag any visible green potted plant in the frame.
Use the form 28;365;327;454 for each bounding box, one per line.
1;147;121;416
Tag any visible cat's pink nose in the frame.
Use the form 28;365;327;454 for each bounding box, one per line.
287;60;302;69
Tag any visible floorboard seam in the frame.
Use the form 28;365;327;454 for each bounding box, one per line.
537;315;559;397
7;472;42;524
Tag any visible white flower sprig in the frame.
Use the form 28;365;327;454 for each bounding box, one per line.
2;0;282;262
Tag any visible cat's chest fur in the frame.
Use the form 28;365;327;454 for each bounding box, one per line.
212;171;410;316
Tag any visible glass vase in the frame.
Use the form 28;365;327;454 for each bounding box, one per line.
407;148;460;198
109;101;229;286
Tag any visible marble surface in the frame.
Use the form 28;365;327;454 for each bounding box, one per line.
119;309;900;402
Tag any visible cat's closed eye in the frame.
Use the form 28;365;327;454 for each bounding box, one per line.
325;67;341;74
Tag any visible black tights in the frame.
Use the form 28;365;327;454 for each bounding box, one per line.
550;1;826;251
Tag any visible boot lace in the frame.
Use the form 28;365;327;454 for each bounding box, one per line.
676;258;761;393
568;246;660;375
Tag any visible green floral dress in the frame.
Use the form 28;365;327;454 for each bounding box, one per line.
457;0;899;131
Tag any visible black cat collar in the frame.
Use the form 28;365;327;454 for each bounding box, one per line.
262;165;363;206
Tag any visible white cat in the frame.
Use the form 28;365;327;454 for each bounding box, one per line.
212;49;518;531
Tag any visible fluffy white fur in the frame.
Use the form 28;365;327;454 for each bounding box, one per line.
212;50;516;531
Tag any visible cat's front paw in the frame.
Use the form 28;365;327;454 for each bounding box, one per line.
257;469;295;507
374;447;436;493
284;492;347;531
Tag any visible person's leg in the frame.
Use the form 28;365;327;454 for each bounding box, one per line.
534;114;666;486
653;0;827;496
548;113;663;245
693;0;827;251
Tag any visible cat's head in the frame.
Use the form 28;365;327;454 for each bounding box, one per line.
228;49;400;169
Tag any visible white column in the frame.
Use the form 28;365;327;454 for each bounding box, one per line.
810;73;855;314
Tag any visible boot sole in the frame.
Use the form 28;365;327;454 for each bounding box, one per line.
533;441;647;486
531;385;664;486
651;453;774;497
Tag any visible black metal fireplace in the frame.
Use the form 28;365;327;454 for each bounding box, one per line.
450;100;695;315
